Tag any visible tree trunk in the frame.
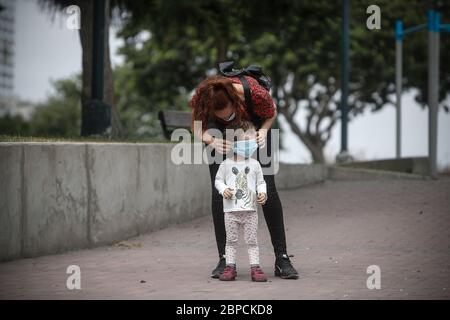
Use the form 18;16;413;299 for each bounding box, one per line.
78;0;123;137
216;14;229;65
103;0;124;137
216;37;228;65
308;143;326;163
279;107;326;164
78;0;92;129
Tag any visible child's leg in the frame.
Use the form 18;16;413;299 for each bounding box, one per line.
243;211;259;266
224;212;240;266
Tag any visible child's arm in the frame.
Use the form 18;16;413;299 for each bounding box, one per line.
215;163;232;198
255;162;267;204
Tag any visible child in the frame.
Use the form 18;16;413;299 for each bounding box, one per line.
214;120;268;282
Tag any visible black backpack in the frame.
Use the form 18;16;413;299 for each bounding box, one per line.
218;61;272;125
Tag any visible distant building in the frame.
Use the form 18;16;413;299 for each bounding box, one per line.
0;0;15;98
0;96;36;120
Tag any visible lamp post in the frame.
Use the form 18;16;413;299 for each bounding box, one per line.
337;0;352;163
427;10;440;179
81;0;111;136
395;21;403;159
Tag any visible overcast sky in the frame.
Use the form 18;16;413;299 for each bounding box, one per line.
13;0;450;170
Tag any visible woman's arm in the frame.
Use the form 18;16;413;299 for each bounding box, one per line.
260;104;277;131
235;76;277;145
256;103;277;146
191;110;216;145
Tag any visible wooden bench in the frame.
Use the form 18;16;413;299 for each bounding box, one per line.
158;110;192;140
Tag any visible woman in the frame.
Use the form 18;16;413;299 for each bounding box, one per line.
189;74;298;279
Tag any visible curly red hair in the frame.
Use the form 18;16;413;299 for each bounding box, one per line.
189;75;249;133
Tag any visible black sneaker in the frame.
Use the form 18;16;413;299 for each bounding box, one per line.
275;254;299;279
211;256;226;278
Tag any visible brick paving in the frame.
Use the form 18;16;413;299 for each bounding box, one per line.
0;179;449;299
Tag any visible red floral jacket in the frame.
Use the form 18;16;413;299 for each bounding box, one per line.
229;75;275;120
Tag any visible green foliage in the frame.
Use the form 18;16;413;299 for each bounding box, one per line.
114;0;449;161
0;76;81;137
0;114;30;135
8;1;450;155
29;76;82;136
113;64;164;137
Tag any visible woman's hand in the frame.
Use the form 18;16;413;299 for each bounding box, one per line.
257;192;267;205
223;188;234;199
210;137;233;154
256;129;268;148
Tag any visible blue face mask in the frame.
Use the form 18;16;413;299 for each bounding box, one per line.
233;139;258;158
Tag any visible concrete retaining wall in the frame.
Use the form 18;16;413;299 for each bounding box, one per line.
340;157;429;175
0;143;212;261
0;143;327;261
329;166;429;181
275;163;327;189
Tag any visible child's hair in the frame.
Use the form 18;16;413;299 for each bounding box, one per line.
226;120;256;141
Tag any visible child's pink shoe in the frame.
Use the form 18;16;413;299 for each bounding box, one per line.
219;265;237;281
251;266;267;282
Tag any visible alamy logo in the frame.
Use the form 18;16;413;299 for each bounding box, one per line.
366;5;381;30
66;265;81;290
366;265;381;289
66;5;81;30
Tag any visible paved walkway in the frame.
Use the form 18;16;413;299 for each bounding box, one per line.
1;179;449;299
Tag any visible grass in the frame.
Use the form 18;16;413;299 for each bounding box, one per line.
0;134;171;144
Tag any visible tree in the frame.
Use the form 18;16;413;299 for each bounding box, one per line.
29;76;82;136
38;0;124;137
0;76;82;137
1;71;152;138
116;0;449;162
0;114;30;136
113;64;164;137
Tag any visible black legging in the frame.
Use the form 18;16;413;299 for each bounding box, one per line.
208;128;287;258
